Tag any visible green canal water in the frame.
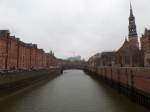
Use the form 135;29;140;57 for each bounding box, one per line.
0;70;149;112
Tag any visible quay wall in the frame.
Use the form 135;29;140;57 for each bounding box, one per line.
88;66;150;107
0;68;61;91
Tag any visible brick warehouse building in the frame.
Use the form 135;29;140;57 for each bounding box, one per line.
141;28;150;67
0;30;58;70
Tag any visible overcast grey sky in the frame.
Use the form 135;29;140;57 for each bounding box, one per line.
0;0;149;60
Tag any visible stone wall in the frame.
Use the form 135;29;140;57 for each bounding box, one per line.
92;67;150;95
0;68;61;91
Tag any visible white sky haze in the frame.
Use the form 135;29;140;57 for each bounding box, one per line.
0;0;149;60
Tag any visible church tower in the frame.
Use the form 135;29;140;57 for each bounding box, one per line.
128;3;139;49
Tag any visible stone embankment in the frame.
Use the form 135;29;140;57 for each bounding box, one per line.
0;67;62;91
87;66;150;108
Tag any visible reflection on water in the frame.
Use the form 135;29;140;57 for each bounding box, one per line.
0;70;149;112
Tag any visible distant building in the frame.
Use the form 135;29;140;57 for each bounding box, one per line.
88;53;101;67
67;56;81;62
100;52;116;66
88;51;115;67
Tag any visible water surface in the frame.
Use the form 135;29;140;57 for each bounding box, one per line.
0;70;149;112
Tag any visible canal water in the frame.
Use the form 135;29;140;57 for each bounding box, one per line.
0;70;149;112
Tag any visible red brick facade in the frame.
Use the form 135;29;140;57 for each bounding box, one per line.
0;31;8;69
141;28;150;67
0;30;58;70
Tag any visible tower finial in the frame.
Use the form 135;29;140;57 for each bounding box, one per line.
130;2;132;10
130;2;133;16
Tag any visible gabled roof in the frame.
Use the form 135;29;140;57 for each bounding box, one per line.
116;39;139;55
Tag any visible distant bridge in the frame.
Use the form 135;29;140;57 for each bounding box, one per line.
62;65;87;70
61;63;88;73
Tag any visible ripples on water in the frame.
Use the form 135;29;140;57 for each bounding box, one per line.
0;70;149;112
